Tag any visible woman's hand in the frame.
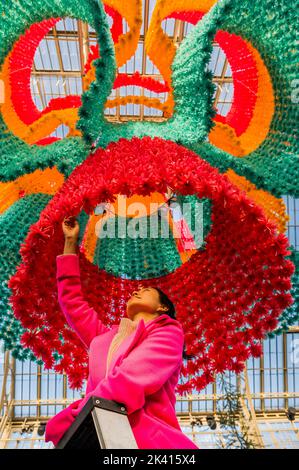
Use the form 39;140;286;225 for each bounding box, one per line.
62;216;80;240
62;216;80;254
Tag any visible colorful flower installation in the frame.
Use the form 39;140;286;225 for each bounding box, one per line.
0;194;52;361
155;11;275;157
0;0;298;393
209;35;275;158
0;0;297;193
76;0;299;196
0;1;143;143
76;190;211;278
0;167;64;215
84;48;169;93
0;18;84;144
8;137;295;392
224;169;289;234
268;245;299;338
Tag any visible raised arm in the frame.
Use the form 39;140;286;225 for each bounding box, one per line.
57;217;110;350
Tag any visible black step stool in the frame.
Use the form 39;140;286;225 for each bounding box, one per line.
54;396;138;449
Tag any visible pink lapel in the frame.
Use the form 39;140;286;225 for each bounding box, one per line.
105;317;147;377
105;314;172;377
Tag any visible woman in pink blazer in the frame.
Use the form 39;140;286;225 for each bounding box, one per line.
45;217;199;449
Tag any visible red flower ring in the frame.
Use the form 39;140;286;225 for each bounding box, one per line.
8;137;294;393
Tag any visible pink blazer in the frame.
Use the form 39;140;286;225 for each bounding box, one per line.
44;254;198;449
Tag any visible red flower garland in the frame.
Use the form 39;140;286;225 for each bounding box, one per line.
104;4;123;44
35;137;61;145
8;137;294;393
6;10;259;146
167;11;259;135
9;18;60;124
215;30;258;136
8;15;167;141
84;45;169;92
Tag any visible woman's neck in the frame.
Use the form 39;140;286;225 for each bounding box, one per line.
130;312;160;323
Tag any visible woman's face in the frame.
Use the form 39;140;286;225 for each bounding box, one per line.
126;286;167;319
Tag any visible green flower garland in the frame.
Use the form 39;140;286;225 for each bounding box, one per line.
0;194;51;361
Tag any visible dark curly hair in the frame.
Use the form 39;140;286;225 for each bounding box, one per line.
154;287;195;361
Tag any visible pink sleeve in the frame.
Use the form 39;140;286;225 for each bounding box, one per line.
72;324;184;416
56;254;110;349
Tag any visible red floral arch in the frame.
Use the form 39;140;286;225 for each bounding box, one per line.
8;137;294;393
